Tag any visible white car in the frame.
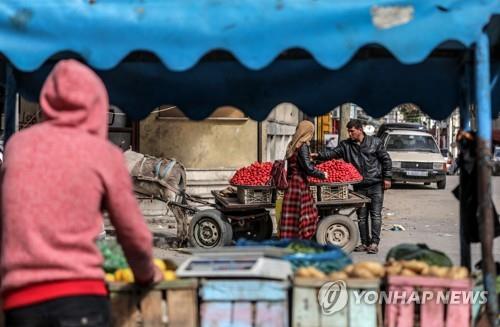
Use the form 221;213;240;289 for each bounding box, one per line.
380;130;447;189
493;146;500;176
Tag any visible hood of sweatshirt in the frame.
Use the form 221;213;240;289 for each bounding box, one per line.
39;59;109;138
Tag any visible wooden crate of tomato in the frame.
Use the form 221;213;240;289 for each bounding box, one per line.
309;160;362;201
230;162;274;204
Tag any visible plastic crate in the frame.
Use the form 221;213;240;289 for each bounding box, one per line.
293;278;381;327
318;184;349;201
200;279;289;327
384;275;472;327
274;187;317;202
237;186;273;204
309;185;318;202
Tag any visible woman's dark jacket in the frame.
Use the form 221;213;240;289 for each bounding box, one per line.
292;144;326;180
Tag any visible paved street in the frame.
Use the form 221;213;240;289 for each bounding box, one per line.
154;175;500;269
352;175;500;267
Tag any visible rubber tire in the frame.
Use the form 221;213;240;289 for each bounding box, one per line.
437;179;446;189
233;213;273;242
189;209;233;248
424;182;431;186
316;215;359;253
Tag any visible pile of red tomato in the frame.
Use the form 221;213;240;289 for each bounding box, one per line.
308;160;362;184
230;162;273;186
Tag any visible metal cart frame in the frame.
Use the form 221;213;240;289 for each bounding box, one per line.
186;189;370;253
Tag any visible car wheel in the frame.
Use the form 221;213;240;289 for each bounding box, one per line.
316;215;359;253
189;209;233;248
437;179;446;189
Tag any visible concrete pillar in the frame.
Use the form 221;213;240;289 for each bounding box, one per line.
339;103;351;141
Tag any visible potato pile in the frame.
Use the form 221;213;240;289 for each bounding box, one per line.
295;260;469;280
385;259;469;279
296;261;384;280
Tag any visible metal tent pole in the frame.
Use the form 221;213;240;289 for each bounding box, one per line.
459;53;472;270
475;31;498;327
3;64;18;144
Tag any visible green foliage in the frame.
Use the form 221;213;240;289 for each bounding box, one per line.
399;103;423;123
97;239;128;273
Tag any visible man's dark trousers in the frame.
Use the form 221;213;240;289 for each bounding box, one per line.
5;296;110;327
354;183;383;246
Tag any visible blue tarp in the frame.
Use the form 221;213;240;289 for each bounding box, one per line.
1;1;499;120
15;57;464;121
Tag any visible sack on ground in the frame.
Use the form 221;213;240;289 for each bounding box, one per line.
124;150;186;202
386;243;453;267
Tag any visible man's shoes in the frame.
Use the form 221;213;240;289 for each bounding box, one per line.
367;243;379;254
353;244;368;252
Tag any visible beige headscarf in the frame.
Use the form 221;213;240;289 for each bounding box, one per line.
285;120;315;159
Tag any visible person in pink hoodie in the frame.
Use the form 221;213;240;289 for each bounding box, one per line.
0;59;162;326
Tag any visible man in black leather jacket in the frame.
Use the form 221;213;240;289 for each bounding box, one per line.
316;119;392;254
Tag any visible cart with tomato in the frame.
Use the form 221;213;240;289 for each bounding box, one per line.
187;184;370;253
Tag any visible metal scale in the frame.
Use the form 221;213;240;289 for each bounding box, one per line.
176;246;293;280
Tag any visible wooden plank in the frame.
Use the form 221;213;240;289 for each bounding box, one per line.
201;280;288;301
384;284;414;327
200;302;232;327
255;301;288;327
384;285;401;327
348;289;377;327
213;190;275;210
139;290;163;327
345;278;380;289
445;286;472;327
376;297;384;327
110;291;140;327
387;275;471;289
395;286;415;327
232;302;253;327
293;277;380;289
320;298;348;327
107;278;198;292
292;287;320;327
167;289;198;327
316;192;371;207
445;303;471;327
420;287;445;327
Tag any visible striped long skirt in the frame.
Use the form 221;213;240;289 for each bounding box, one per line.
279;174;319;239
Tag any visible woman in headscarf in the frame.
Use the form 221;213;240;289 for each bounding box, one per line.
279;120;328;239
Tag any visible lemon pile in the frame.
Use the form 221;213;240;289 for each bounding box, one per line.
105;259;177;283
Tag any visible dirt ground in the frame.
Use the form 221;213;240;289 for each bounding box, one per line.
352;175;500;267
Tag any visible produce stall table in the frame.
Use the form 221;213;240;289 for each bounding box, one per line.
108;279;199;327
293;277;381;327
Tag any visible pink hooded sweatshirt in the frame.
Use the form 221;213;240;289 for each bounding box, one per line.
0;60;155;308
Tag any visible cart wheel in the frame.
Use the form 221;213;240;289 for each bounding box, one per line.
189;209;233;248
316;215;359;253
233;213;273;241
